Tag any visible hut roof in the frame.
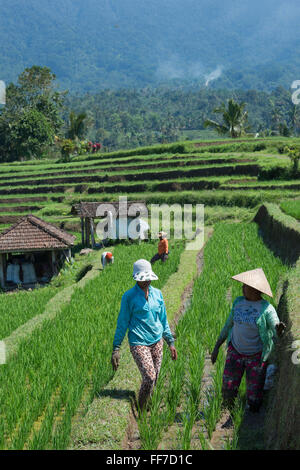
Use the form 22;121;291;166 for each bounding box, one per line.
71;201;147;218
0;214;76;253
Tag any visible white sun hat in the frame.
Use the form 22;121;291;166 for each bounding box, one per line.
232;268;273;297
133;259;158;281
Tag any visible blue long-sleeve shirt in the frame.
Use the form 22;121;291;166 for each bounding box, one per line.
113;283;175;350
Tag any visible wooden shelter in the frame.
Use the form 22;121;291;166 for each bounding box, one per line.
0;214;76;290
71;201;147;248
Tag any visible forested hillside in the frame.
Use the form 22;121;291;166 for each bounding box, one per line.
65;86;298;150
0;0;300;91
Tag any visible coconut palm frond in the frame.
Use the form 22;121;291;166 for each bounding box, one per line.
203;119;229;135
204;98;250;138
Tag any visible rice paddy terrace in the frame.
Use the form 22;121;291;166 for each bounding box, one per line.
0;137;299;450
0;138;299;237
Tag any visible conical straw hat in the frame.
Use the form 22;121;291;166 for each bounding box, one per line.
232;268;273;297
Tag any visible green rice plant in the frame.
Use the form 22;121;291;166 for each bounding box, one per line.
198;429;210;450
71;189;300;209
137;222;287;450
0;240;184;450
179;399;197;450
280;199;300;221
72;143;187;162
202;353;224;440
0;249;112;339
224;377;246;450
0;287;59;338
0;155;257;186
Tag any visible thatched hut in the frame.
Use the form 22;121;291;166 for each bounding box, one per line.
71;200;148;248
0;214;76;290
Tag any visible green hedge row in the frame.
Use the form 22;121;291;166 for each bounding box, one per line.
73;143;186;162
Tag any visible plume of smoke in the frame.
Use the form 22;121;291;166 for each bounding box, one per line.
0;81;6;105
205;66;223;87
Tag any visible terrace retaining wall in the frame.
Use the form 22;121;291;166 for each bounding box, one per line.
254;203;300;450
0;158;253;182
254;203;300;264
0;164;260;189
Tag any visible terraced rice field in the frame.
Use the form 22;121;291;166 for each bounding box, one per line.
280;199;300;221
136;223;288;450
0;138;299;450
0;240;184;449
0;139;298;236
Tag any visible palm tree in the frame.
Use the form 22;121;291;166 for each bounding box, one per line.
67;111;87;140
270;107;283;131
204;99;249;138
289;105;300;135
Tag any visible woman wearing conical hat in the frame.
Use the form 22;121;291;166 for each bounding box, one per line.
211;268;286;413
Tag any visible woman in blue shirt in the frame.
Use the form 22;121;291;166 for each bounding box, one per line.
111;259;177;411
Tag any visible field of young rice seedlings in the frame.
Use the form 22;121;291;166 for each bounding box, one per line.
0;287;59;338
137;222;288;450
0;239;184;450
280;199;300;221
0;249;109;338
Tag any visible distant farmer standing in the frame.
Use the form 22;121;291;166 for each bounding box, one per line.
211;268;286;413
151;231;168;264
111;259;177;411
101;251;114;269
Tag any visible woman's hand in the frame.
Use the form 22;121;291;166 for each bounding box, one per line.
276;321;286;337
169;345;177;361
211;345;219;364
111;350;120;371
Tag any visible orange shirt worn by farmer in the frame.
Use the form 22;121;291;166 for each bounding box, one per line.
151;231;168;264
101;251;114;269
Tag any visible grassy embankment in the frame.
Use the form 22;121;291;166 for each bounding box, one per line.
254;203;300;450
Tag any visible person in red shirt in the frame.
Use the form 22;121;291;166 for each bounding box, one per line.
151;231;169;264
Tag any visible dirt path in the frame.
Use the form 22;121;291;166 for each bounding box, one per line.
124;230;214;451
70;231;214;451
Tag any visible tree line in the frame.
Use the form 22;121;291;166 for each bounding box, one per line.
0;65;300;162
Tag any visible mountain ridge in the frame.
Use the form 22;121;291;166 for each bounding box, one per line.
0;0;299;92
